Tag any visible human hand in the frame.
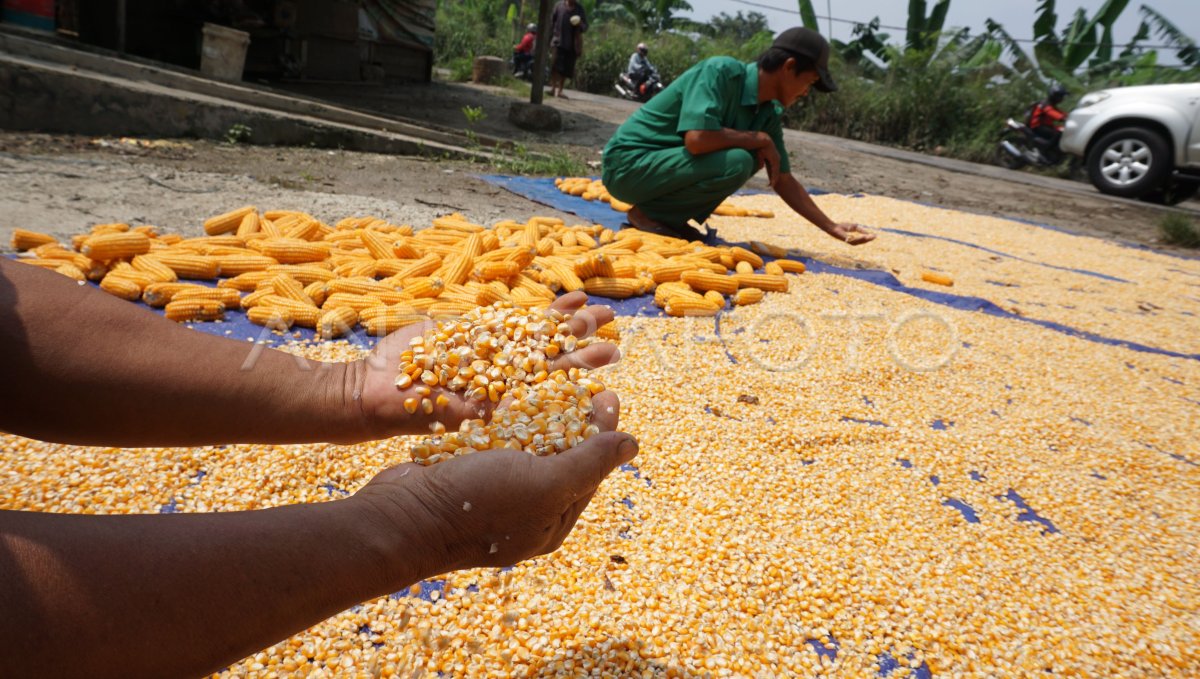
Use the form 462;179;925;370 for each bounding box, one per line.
350;390;636;580
829;223;876;245
756;143;781;189
350;292;619;441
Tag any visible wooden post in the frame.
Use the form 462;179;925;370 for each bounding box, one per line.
116;0;126;55
529;0;552;105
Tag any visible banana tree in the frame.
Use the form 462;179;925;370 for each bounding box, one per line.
1140;4;1200;67
1031;0;1131;81
795;0;819;32
905;0;951;53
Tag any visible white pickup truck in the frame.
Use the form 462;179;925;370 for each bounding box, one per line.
1060;83;1200;204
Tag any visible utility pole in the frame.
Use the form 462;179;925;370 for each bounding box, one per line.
529;0;552;105
826;0;832;38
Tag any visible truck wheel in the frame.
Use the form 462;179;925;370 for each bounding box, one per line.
1086;127;1172;199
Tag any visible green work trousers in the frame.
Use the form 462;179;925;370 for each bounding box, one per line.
602;146;757;226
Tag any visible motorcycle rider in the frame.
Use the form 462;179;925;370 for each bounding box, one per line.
626;42;659;97
1027;84;1068;161
513;23;537;78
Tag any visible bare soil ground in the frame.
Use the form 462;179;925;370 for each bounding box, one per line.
1;75;1196;256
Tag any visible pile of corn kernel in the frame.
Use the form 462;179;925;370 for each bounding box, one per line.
10;204;804;334
555;177;775;219
398;302;605;465
3;193;1199;676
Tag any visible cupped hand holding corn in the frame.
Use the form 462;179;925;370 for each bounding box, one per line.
351;291;620;440
352;390;637;573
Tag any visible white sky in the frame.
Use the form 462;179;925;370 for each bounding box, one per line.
681;0;1200;66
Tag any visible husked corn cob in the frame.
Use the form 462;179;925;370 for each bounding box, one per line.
303;280;329;307
363;311;427;336
144;282;209;307
11;228;57;251
359;230;395;260
654;281;702;308
265;264;336;284
82;232;152;261
150;253;221;280
215;255;278;276
474;260;520;281
439;253;474;286
680;270;739;295
584;276;642;299
247;305;293;331
664;296;720;317
258;238;331;264
99;274;146;301
733;287;765;306
164;299;225;322
235;212;260;238
403;276;444;299
322;291;385;313
774;258;807;274
172;286;242;309
260;296;321;327
730;246;764;269
650;261;692;284
731;273;789;292
921;271;954;286
203;206;256;236
239;287;275;309
428;301;478;318
131;255;178;282
388;253;442;281
90;223;130;235
596;321;620;340
547;263;585;292
704;290;727;309
764;261;784;276
735;261;755;275
270;274;315;306
218;270;275;292
54;262;87;281
318;306;359;339
475;281;510;306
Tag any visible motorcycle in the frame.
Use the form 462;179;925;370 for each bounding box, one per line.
615;71;664;103
995;117;1067;170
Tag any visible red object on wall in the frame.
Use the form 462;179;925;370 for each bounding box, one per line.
6;0;55;16
3;0;56;31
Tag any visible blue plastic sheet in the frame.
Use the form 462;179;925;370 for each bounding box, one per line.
478;176;1200;363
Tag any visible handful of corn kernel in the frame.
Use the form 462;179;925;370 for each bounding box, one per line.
398;302;606;465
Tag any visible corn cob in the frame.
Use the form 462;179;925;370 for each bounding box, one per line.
654;281;701;308
583;277;641;299
649;261;693;284
164;299;225;322
474;260;520;281
548;263;585;292
733;287;765;306
259;296;321;327
172;286;242;309
428;301;479;318
359;230;394;260
157;233;183;246
218;270;275;292
144;282;209;307
82;232;152;261
731;273;789;292
54;262;87;281
323;292;386;313
774;259;806;274
257;238;331;264
265;264;336;284
144;253;220;280
664;296;720;317
11;228;58;251
318;307;359;339
235;212;260;238
99;274;146;301
403;276;444;299
475;281;510;306
363;311;428;336
680;270;739;295
735;260;755;275
90;223;130;235
596;321;620;340
204;206;256;235
268;274;314;306
131;255;178;282
284;219;321;242
763;261;784;276
704;290;727;309
17;258;72;270
385;253;441;281
239;288;275;309
719;253;735;269
247;305;294;331
259;218;282;238
303;281;329;307
215;255;278;276
730;246;764;269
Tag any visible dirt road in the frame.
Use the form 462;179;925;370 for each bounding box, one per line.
1;76;1196;255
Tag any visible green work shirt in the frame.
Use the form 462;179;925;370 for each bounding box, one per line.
604;57;791;174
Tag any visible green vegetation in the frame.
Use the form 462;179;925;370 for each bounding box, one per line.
224;123;252;145
433;0;1198;164
1158;213;1200;248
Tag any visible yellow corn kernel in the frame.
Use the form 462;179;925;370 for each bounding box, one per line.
270;274;315;306
318;306;359;339
731;273;789;292
359;229;395;260
82;232;152;261
172;286;242;309
143;282;208;307
303;280;329;307
664;296;720;317
257;238;331;264
203;205;256;236
733;287;765;306
775;258;807;274
475;260;520;281
11;228;58;251
921;271;954;286
131;255;178;282
680;270;739;295
323;292;386;313
596;321;620;341
583;277;641;299
259;296;321;327
265;264;336;284
99;274;146;301
149;253;221;280
164;299;225;322
218;270;275;292
247;305;294;331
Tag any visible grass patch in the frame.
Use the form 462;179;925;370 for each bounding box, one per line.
1158;213;1200;247
490;144;586;177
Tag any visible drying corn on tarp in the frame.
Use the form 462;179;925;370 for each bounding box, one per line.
4;188;1200;677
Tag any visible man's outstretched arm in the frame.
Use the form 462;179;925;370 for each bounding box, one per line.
775;173;876;245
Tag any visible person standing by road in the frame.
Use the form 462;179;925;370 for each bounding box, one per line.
549;0;587;99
